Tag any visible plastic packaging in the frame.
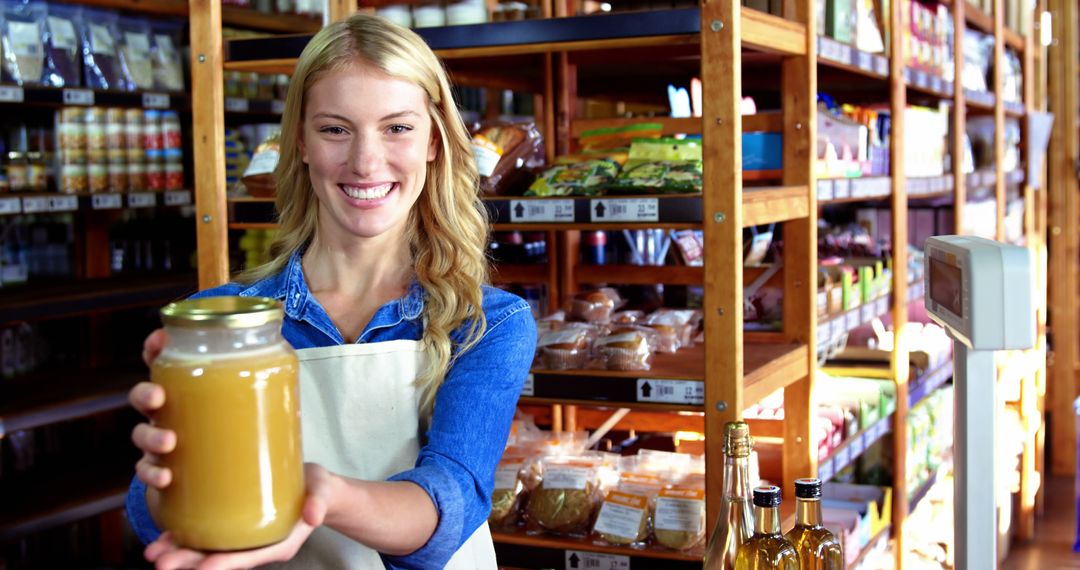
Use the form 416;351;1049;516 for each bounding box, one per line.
653;484;707;551
525;457;605;537
489;456;528;529
118;17;153;90
569;290;617;323
471;119;545;195
151;21;185;91
1;1;46;86
43;3;81;87
645;308;703;348
538;327;592;370
595;331;653;371
526;157;620;197
81;9;124;90
609;138;704;194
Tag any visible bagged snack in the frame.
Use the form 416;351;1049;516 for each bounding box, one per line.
525;457;604;536
242;132;280;197
538;327;593;370
653;485;707;550
609;138;703;194
641;322;680;354
43;3;80;87
489;456;528;529
595;331;652;371
471;120;544;195
118;17;154;91
525;157;620;197
81;9;124;90
578;123;663;151
1;1;46;86
592;490;651;547
151;21;185;91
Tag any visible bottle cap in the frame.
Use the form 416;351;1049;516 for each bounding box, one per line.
794;478;822;499
752;485;782;508
722;421;753;458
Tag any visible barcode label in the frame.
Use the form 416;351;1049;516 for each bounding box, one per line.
845;309;860;330
48;195;78;212
0;197;20;215
834;444;851;470
874;56;888;76
636;379;704;405
590;198;659;222
816;179;834;201
224;98;249;113
164;190;191;206
833;178;851;199
21;196;47;213
856;51;872;71
861;303;875;322
565;550;629;570
128;192;156;208
849;432;865;457
0;86;24;102
271;100;286;114
92;193;122;210
817;322;832;345
509;199;574;223
142;92;170;109
63;88;94;105
876;297;888;315
521;374;534;397
818;459;834;481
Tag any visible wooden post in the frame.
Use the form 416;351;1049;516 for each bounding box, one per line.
326;0;356;22
1047;0;1078;477
994;0;1006;242
780;0;816;491
189;0;229;289
700;0;742;525
954;1;967;233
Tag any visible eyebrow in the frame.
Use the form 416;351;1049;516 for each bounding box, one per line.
311;110;421;122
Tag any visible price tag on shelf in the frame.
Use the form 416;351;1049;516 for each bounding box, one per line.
128;192;156;208
872;419;889;441
830;317;846;338
856;50;872;72
861;303;874;323
271;100;286;114
874;56;889;77
816;180;834;201
21;196;47;213
564;550;629;570
48;195;78;212
876;296;888;315
509;199;574;223
930;75;942;94
838;44;853;65
142;92;170;109
833;178;851;200
833;444;852;471
521;374;535;397
590;198;659;222
915;71;929;89
225;97;249;113
164;190;192;206
945;81;954;96
0;197;20;215
0;86;24;103
903;68;913;85
92;193;123;210
62;88;94;106
816;322;832;345
818;458;834;482
636;379;704;405
845;310;860;331
849;432;865;458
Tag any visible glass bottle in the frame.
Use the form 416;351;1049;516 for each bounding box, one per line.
703;421;756;569
735;486;800;570
785;478;844;569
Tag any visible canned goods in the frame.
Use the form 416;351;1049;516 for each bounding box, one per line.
61;163;88;194
165;162;184;191
86;123;106;151
59;120;87;153
89;163;108;193
147;161;164;191
162;111;182;150
108;163;128;192
127;162;146;190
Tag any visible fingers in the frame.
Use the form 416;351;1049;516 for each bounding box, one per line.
197;520;315;570
129;382;166;417
133;423;176;454
143;328;169;367
155;548;207;570
301;464;334;527
136;454;172;489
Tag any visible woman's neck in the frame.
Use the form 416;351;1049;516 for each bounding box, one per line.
302;232;413;301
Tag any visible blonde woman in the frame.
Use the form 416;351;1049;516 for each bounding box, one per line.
125;14;535;569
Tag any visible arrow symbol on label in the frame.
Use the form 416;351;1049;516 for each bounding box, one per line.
640;381;652;398
568;553;580;569
514;203;525;218
594;202;606;218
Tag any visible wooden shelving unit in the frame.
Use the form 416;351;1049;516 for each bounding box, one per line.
62;0;322;33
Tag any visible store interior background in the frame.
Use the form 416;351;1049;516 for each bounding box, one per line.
0;0;1078;568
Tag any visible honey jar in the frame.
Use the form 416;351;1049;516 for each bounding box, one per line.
152;297;302;551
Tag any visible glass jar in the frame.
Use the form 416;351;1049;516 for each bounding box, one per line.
89;163;108;193
144;110;163;151
165;162;184;191
161;111;182;150
152;297;302;551
7;152;28;192
127;162;146;190
108;162;128;192
147;160;164;191
61;163;88;194
26;152;47;192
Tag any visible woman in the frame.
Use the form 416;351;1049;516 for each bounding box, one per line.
126;14;536;569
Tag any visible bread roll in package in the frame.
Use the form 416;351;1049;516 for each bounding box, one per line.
594;330;653;371
591;458;669;548
569;287;625;323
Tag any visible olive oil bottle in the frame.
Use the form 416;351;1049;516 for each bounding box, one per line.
734;486;799;570
784;478;844;569
703;421;756;569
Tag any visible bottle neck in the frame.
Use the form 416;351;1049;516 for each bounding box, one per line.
163;322;283;356
723;453;752;499
795;497;823;527
754;505;781;535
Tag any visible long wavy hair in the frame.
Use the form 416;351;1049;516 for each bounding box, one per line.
241;14;489;420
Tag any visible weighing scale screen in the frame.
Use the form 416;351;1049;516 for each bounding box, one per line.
929;256;963;318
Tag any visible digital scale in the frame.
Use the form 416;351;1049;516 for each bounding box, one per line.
924;235;1035;569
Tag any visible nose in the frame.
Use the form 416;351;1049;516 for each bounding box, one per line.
349;134;384;178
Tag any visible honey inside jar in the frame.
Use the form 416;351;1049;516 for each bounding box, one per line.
152;296;303;551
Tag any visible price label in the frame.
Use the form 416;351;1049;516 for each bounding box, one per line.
874;56;889;76
590;198;659;222
21;196;48;213
224;97;249;113
915;71;929;89
565;550;629;570
846;309;860;331
930;75;942;94
92;193;123;210
62;88;94;106
521;374;534;397
816;180;834;201
164;190;192;206
945;81;954;96
818;459;834;482
0;197;19;215
128;192;156;208
838;45;853;65
48;195;78;212
903;68;913;85
636;379;704;405
872;419;889;440
834;444;851;471
833;178;851;200
271;100;286;114
0;86;24;103
849;432;865;458
861;303;874;323
816;322;832;345
831;317;846;338
142;92;170;109
876;296;888;315
856;51;872;71
509;199;574;223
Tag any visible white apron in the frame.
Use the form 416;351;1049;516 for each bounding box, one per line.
273;340;497;569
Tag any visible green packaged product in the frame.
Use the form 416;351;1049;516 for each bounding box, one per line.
525;159;621;197
608;138;703;194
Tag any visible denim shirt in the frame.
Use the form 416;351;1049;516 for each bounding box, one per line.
125;250;536;569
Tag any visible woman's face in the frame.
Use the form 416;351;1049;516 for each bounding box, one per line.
299;61;436;245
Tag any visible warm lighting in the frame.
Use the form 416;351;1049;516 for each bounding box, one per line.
599;3;611;11
1041;12;1052;47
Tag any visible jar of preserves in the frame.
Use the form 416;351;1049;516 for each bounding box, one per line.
58;107;86;153
61;163;88;194
7;152;28;192
125;108;144;150
108;162;128;192
161;111;182;150
89;163;108;193
144;110;163;150
85;107;107;151
165;162;184;190
152;297;302;551
147;160;164;191
128;162;146;190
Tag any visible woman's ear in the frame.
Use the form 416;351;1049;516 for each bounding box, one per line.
428;124;439;162
298;123;309;164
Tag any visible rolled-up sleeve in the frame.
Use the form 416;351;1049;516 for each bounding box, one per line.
382;299;535;569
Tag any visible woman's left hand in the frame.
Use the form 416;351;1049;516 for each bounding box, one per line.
146;464;338;570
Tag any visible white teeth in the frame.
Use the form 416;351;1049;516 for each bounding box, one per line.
342;183;393;200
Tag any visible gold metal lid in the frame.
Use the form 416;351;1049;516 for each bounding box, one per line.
161;296;283;329
722;421;754;458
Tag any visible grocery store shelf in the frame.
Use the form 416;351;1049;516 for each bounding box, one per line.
818;176;892;202
848;524;891;570
223;98;286;115
740;7;807;56
0;85;186;110
493;527;701;569
0;191;192;216
574;264;703;286
817;37;889;78
965;90;997;111
743;185;810;227
965;4;994;35
908;458;951;513
908;361;953;408
903;68;954;98
0;273;196;325
906;174;954;198
744;342;809;404
966;168;999;190
67;0;322;33
1004;101;1026;117
485;195;703;229
817;295;892;350
817;413;893;482
491;263;549;284
0;366;144;438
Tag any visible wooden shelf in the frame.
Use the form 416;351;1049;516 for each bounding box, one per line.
493;527;701;569
491;263;549;284
1004;101;1026;117
817;295;892;352
817;413;894;482
65;0;322;33
1003;28;1026;53
965;89;997;110
908;361;954;409
0;273;196;325
743;185;810;227
0;190;193;216
485;194;703;228
906;174;955;198
0;366;144;438
848;524;892;570
818;176;892;202
0;85;187;110
574;264;703;285
817;37;889;79
965;4;995;35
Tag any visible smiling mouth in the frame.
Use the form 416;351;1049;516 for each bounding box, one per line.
340;183;395;200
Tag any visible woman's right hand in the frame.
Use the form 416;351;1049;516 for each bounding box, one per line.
130;328;175;490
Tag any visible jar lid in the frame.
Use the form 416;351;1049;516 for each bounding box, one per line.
161;296;284;329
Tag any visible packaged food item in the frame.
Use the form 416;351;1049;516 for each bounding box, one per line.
109;162;128;192
151;22;185;91
43;3;81;87
470;120;544;195
653;485;707;550
161;111;182;150
609;138;704;194
81;9;124;90
537;328;592;370
61;162;87;193
569;290;616;323
1;2;45;86
595;331;653;371
144;110;163;150
611;310;645;325
608;323;661;353
645;309;703;348
578;123;663;152
26;152;45;192
165;162;183;191
242;132;280;198
525;457;604;536
89;162;108;193
489;456;528;529
592;490;651;547
526;158;620;197
118;17;153;90
127;161;145;190
7;152;28;192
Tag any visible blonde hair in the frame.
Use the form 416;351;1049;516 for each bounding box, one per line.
243;14;489;419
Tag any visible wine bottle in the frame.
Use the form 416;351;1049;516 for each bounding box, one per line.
703;421;756;569
734;486;799;570
785;478;844;569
